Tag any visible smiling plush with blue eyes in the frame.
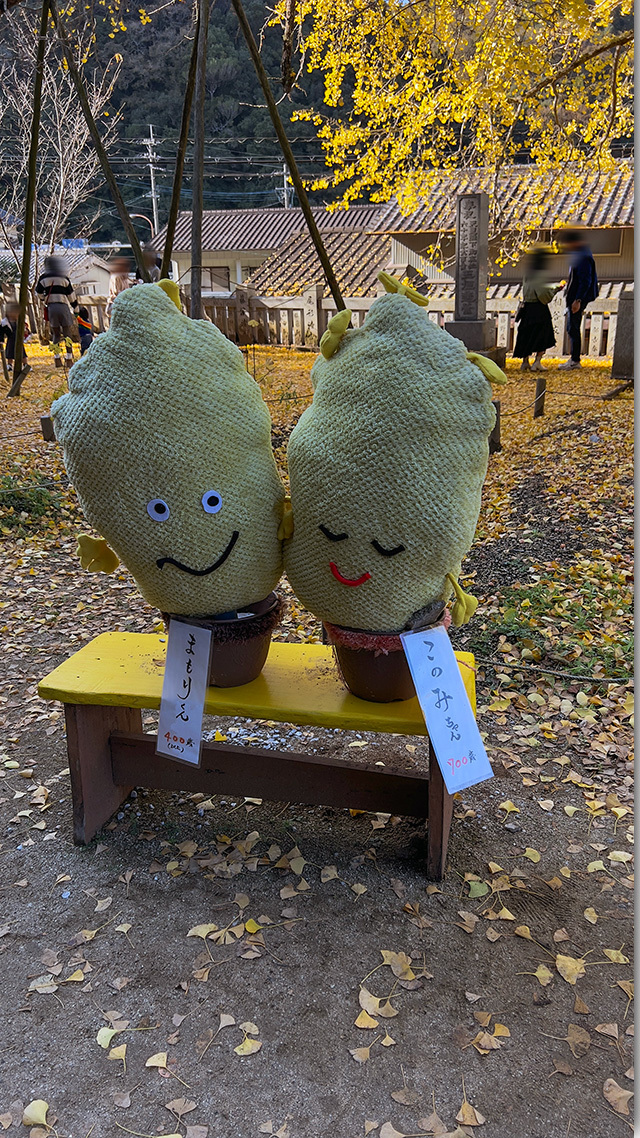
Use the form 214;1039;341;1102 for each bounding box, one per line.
284;277;504;633
52;282;285;616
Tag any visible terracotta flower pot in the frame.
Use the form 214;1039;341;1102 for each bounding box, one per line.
165;593;284;688
324;601;447;703
332;639;415;702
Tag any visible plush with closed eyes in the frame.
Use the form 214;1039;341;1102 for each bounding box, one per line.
284;274;505;633
52;281;285;616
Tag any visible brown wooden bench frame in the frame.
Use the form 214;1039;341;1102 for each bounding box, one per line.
64;702;452;878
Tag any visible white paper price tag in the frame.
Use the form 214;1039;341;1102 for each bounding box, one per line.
156;620;212;767
401;624;493;795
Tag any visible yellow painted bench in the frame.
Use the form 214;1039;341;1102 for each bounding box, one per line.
39;633;477;878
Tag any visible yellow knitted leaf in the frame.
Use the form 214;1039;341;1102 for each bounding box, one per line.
277;498;294;540
377;270;430;306
466;351;508;385
320;308;352;359
286;292;494;633
447;574;479;626
77;534;119;574
52;283;285;617
157;278;181;309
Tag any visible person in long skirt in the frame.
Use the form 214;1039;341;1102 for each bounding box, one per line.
513;247;563;371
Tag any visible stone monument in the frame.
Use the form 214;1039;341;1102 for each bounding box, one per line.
611;291;634;382
445;192;505;366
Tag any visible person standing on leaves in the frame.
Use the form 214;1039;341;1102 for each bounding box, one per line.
77;306;94;355
35;255;78;368
0;301;30;371
559;230;599;370
513;246;563;372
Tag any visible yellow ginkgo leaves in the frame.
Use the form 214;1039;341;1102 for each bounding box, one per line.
146;1051;168;1069
359;987;398;1020
22;1101;49;1127
603;1078;634;1115
555;954;587;985
603;947;630;965
234;1021;263;1056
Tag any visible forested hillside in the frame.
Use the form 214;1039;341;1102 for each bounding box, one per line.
86;0;341;239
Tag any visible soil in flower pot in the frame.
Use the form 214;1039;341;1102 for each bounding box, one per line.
164;593;285;687
324;601;447;703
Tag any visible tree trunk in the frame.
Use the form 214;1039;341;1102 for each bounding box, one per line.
11;0;49;389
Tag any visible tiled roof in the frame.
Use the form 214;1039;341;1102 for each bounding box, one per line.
379;167;634;232
154;167;633;256
153;204;385;253
244;229;393;297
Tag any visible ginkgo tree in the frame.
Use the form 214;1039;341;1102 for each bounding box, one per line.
274;0;633;242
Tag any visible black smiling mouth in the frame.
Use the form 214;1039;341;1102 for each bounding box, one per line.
156;530;240;576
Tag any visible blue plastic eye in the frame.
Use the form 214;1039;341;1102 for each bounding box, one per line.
147;498;170;521
201;490;222;514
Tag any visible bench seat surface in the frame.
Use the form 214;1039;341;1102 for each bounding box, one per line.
39;632;475;736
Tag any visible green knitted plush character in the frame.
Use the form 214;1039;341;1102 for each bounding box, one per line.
52;281;285;616
284;274;505;633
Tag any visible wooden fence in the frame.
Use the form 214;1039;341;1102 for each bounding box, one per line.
27;281;630;360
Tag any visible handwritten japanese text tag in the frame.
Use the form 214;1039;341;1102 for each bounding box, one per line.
401;624;493;794
156;620;212;766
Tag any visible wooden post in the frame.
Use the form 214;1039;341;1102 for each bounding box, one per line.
489;399;501;453
65;704;140;844
10;0;49;389
235;287;250;344
426;739;453;879
303;283;323;346
50;0;149;282
160;14;199;280
190;0;210;320
40;415;55;441
0;345;9;385
533;373;546;418
230;0;345;312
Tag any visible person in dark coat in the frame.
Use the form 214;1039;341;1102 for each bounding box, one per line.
513;247;563;371
35;255;78;367
559;231;599;369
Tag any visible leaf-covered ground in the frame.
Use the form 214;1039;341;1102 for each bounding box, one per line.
0;346;633;1137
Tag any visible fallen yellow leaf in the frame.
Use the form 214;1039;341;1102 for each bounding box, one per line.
22;1102;49;1127
556;954;586;985
234;1037;262;1056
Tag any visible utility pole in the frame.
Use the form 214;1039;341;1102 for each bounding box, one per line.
282;162;290;209
147;124;159;235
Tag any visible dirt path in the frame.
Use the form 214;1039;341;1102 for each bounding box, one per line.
0;349;633;1137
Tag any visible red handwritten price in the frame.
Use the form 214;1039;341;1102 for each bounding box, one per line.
447;752;476;776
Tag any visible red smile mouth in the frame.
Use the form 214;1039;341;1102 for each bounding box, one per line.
329;561;371;587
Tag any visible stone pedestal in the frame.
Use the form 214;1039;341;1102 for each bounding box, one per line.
611;293;634;380
445;318;495;351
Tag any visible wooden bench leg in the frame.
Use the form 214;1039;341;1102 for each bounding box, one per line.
426;739;453;880
65;704;141;844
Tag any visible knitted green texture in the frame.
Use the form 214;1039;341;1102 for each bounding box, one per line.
285;293;495;633
52;283;285;615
